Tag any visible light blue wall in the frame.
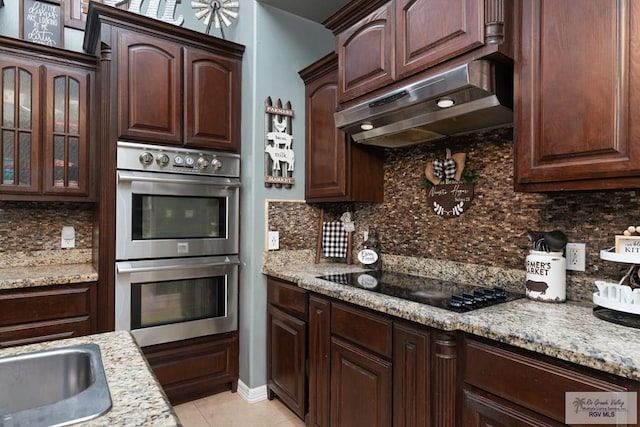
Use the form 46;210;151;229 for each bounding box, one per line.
0;0;334;391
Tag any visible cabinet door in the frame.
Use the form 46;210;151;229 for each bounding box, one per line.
0;59;41;194
330;336;392;427
515;0;640;191
267;304;307;419
308;296;331;427
117;30;182;144
337;2;395;103
184;48;240;151
393;323;430;427
304;60;348;201
43;64;92;196
396;0;484;79
462;387;564;427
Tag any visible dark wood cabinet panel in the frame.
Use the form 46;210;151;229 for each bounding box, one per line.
300;53;384;203
393;322;430;427
267;276;308;320
330;336;392;427
336;2;395;102
308;295;331;427
117;30;182;144
0;37;95;201
331;301;392;358
143;332;239;405
184;48;240;151
0;282;97;348
462;336;638;425
267;304;307;419
395;0;483;79
515;0;640;191
462;387;564;427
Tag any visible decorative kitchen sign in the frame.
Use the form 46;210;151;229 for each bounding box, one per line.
20;0;63;47
424;148;476;217
264;97;295;189
103;0;184;26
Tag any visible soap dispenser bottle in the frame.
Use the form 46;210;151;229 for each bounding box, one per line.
358;228;382;271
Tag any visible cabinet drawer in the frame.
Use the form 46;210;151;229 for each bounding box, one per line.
463;338;631;423
0;283;95;326
267;277;308;320
331;301;392;358
0;317;91;348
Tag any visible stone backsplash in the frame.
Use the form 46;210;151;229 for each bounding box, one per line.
267;127;639;302
0;202;93;266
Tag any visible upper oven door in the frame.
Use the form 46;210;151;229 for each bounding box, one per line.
116;170;240;260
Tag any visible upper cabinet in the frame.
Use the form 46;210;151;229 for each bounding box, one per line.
325;0;512;104
514;0;640;191
299;54;384;203
0;37;95;201
85;3;244;152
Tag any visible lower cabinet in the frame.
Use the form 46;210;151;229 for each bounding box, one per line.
142;331;239;405
461;336;639;427
0;282;97;348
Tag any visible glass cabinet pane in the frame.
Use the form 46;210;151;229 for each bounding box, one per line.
18;133;31;186
69;79;79;135
54;135;64;187
18;70;32;130
2;68;15;128
2;131;14;185
53;76;66;133
69;137;79;188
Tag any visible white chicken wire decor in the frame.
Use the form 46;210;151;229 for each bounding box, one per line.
192;0;239;38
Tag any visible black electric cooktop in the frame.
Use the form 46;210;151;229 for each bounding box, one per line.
318;270;524;312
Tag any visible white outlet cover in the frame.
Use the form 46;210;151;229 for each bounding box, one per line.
566;242;586;272
61;226;75;249
268;231;279;250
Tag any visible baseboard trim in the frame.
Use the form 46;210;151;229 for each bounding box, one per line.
237;380;268;403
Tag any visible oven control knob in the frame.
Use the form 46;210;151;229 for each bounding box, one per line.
197;157;210;170
139;152;153;166
185;156;195;167
156;154;170;167
211;158;223;170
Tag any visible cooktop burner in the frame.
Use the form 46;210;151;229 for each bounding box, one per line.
318;271;524;312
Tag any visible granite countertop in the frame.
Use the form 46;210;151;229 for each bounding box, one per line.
0;263;98;290
0;331;180;426
263;257;640;382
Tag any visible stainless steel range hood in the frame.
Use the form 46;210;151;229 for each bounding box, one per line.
334;59;513;148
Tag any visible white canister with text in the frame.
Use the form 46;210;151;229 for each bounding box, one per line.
525;250;566;302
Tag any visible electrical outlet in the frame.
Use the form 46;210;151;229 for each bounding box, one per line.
566;242;586;271
268;231;279;250
61;226;75;248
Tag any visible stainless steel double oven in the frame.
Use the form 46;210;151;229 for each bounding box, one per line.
114;141;240;347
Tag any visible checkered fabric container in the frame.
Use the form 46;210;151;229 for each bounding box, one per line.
322;221;348;258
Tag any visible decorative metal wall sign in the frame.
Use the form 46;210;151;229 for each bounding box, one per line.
192;0;239;38
264;97;295;189
103;0;184;25
424;148;476;217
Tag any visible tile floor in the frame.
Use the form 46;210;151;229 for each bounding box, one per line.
174;391;305;427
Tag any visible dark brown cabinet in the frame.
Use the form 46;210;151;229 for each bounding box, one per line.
267;277;308;419
330;336;392;427
116;28;242;151
514;0;640;191
308;295;331;427
142;332;239;405
0;282;97;348
462;336;639;426
299;53;384;203
0;37;95;201
325;0;512;105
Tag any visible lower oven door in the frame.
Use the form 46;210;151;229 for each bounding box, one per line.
115;255;239;347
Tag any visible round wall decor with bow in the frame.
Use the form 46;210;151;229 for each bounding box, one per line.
424;148;476;217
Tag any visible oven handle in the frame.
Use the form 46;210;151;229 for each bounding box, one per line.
117;171;241;187
116;260;240;274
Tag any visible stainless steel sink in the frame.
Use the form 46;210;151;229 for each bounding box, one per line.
0;343;112;426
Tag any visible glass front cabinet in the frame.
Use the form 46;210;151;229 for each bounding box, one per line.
0;38;95;201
